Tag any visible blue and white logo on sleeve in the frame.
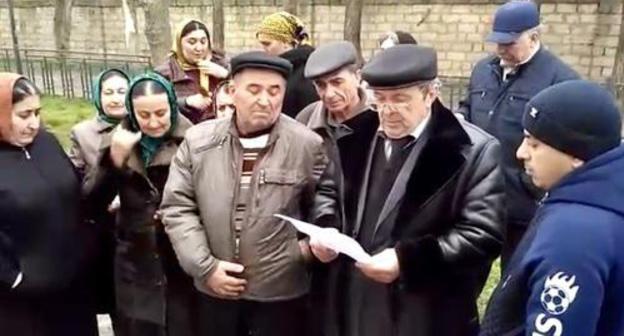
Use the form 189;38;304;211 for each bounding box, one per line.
540;272;580;315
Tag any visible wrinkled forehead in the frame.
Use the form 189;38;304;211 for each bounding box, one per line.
233;68;287;87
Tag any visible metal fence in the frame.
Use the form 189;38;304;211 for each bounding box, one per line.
0;48;622;111
0;49;152;100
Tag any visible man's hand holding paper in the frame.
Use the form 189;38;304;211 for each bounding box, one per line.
274;214;372;263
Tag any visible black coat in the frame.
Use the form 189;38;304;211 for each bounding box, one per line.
280;45;319;118
84;117;198;335
0;130;97;336
296;96;380;336
339;101;504;336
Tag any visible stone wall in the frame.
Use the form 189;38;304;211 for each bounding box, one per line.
0;0;621;80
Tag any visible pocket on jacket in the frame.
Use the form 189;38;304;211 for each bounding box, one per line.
500;92;531;126
263;169;301;185
468;88;494;129
259;168;305;212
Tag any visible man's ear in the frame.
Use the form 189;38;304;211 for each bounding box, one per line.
227;81;236;95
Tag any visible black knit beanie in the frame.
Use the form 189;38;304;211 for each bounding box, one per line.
522;80;621;161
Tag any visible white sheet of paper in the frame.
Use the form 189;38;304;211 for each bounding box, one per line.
274;214;372;263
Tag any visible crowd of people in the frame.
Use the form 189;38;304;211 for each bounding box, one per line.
1;1;623;336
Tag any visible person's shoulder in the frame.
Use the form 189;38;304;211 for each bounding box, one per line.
536;48;580;79
184;117;229;143
280;114;324;146
295;101;322;125
529;203;618;259
154;57;175;79
461;119;498;144
36;128;64;150
71;117;99;136
472;53;498;70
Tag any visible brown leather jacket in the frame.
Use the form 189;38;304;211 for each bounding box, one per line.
160;115;338;301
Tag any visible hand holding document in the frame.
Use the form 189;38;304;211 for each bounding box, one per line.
274;214;372;263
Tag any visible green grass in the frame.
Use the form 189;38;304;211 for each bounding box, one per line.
42;96;502;316
42;95;94;148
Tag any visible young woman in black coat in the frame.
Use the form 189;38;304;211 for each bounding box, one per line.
0;73;97;335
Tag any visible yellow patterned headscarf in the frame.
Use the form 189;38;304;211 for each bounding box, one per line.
256;11;309;46
172;19;212;95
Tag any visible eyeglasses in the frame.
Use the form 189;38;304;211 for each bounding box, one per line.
370;101;410;112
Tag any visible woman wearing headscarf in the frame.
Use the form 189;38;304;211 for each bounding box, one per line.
68;68;130;330
84;72;196;336
156;19;229;124
256;11;319;117
69;68;130;177
0;73;97;335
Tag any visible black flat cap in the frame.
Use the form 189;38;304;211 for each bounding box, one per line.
304;41;357;79
362;45;437;89
231;51;293;79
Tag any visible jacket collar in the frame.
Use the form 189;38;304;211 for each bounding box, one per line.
307;87;372;132
94;117;117;134
227;114;283;148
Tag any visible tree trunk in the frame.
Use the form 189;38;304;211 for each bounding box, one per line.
212;0;225;50
143;0;172;66
344;0;363;63
54;0;74;56
122;0;141;54
612;0;624;112
283;0;298;15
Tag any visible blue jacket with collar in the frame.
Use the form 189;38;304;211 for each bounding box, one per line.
458;47;579;226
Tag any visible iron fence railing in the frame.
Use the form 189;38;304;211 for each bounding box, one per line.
0;48;622;111
1;49;152;100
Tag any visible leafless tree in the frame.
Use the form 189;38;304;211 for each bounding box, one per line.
143;0;173;65
213;0;225;50
283;0;298;15
344;0;363;63
54;0;74;56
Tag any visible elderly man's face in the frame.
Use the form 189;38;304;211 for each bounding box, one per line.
496;31;538;65
231;68;286;135
372;83;436;139
313;68;361;118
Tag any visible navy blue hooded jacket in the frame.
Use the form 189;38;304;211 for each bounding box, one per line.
458;47;579;227
480;145;624;335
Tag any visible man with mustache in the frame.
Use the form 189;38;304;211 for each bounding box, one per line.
160;51;338;336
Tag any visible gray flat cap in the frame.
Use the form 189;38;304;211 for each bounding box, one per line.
304;41;357;79
362;45;437;89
